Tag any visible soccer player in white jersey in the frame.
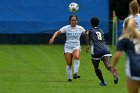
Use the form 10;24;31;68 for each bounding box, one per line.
123;0;140;33
49;15;85;82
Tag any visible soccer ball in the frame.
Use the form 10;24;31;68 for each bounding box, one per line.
68;2;79;13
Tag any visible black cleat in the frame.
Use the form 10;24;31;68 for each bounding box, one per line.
68;79;72;82
99;81;107;86
73;73;80;79
114;76;118;84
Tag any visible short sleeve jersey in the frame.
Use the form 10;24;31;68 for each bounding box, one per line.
60;25;85;47
89;27;110;55
123;14;140;31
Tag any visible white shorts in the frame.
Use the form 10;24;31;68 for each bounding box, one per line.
64;46;81;53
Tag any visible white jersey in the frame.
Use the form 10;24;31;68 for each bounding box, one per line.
123;14;140;31
60;25;85;53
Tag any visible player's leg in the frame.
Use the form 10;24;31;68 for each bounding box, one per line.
64;53;73;82
102;56;118;84
91;58;106;86
102;56;112;71
72;49;81;79
127;77;139;93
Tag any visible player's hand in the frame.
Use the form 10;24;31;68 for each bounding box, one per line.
49;38;54;45
86;45;90;53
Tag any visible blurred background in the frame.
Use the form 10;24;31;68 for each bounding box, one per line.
0;0;139;45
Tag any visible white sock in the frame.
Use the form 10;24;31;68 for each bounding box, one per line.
66;65;72;79
74;60;80;74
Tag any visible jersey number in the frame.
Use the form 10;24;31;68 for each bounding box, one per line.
96;32;102;40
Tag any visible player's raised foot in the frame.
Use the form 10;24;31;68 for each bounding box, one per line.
114;76;118;84
68;79;72;82
99;81;107;86
73;73;80;79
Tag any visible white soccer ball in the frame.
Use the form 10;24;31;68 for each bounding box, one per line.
68;2;79;13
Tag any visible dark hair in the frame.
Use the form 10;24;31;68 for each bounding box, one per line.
91;17;99;27
69;15;78;22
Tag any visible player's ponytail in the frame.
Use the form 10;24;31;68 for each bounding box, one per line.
129;0;140;15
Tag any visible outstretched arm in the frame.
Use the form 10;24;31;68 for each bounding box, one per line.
49;31;62;44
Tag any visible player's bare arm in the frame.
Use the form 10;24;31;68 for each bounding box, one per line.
49;31;62;44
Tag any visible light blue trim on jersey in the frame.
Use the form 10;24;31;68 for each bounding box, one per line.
126;55;131;78
126;55;140;81
91;45;94;55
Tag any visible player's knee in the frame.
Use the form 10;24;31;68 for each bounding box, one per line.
106;65;112;71
74;55;80;59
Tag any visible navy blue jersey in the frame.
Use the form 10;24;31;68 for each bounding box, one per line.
89;27;110;57
117;38;140;79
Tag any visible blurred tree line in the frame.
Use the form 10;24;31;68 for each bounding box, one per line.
110;0;140;20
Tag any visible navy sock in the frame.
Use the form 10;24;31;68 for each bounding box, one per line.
95;69;104;82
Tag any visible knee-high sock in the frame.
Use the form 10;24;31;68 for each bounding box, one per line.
95;69;104;82
66;65;72;79
74;60;80;74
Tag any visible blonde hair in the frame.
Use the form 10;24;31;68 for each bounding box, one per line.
129;0;140;14
119;18;140;41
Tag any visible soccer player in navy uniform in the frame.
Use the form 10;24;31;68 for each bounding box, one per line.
86;17;118;86
112;18;140;93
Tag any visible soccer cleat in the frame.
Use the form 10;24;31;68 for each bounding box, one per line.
68;79;72;82
73;73;80;79
99;81;107;86
114;76;118;84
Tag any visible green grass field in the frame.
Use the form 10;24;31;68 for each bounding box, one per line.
0;45;127;93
